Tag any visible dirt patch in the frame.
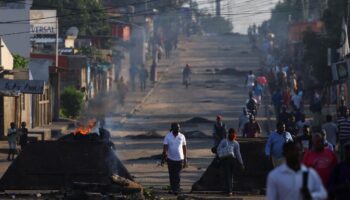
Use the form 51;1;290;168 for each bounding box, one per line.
184;130;210;138
124;130;163;139
181;117;214;124
200;99;212;103
216;68;247;76
126;154;163;162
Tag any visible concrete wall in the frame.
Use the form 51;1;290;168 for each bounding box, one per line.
14;70;31;128
2;74;15;135
0;39;13;70
0;0;31;58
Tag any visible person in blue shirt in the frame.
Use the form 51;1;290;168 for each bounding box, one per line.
265;122;294;167
272;89;283;119
252;80;263;106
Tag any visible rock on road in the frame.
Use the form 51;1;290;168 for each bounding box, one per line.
106;34;264;199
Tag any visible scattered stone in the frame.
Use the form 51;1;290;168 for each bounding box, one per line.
126;154;162;161
192;140;272;192
125;130;163;139
181;117;214;124
184;130;210;138
216;68;247;76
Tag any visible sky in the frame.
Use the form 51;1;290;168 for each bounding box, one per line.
195;0;280;34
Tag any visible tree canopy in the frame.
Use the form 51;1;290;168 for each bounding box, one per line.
32;0;110;37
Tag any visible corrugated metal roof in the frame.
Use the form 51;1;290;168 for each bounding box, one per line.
29;58;52;83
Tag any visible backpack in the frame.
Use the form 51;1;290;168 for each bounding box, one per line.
246;98;257;111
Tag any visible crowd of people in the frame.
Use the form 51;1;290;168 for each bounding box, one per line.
160;56;350;199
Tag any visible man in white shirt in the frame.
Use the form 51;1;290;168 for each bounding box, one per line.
245;70;255;92
266;141;327;200
162;123;187;195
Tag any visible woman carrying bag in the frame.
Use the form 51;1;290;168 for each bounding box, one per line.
217;128;245;196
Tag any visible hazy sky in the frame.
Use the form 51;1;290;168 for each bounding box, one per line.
195;0;280;34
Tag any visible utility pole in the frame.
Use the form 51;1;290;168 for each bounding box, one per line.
0;38;2;70
347;0;350;26
216;0;221;16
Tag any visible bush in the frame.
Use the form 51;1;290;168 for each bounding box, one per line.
13;54;28;69
60;86;84;119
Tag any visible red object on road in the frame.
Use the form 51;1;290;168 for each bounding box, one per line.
257;76;267;85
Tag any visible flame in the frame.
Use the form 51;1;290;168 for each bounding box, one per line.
74;119;97;135
74;126;92;135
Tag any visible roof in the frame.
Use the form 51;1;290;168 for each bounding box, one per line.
29;58;52;83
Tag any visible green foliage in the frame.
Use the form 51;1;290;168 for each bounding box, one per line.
268;0;303;41
13;54;28;69
79;46;97;57
60;86;84;119
32;0;110;36
143;188;157;200
200;16;233;34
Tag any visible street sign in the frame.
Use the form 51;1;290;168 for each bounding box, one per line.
0;79;44;94
30;10;57;35
332;59;350;81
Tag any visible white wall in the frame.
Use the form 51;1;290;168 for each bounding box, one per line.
0;0;31;58
0;38;13;70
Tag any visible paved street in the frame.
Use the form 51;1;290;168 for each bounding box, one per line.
106;35;265;199
0;34;265;199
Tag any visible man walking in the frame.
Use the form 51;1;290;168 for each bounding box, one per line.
182;64;192;88
139;65;149;91
242;115;261;138
238;108;250;136
246;92;258;116
129;66;138;91
303;133;338;187
213;115;227;147
265;122;293;167
337;108;350;159
321;115;337;148
266;141;327;200
328;141;350;200
162;123;187;195
245;70;255;92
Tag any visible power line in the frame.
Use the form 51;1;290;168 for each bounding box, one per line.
0;0;163;24
1;0;324;36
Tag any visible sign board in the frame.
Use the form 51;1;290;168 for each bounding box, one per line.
30;10;57;35
0;79;44;94
332;59;350;81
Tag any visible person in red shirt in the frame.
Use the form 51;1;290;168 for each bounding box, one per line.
282;87;291;109
303;132;338;186
243;115;261;138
